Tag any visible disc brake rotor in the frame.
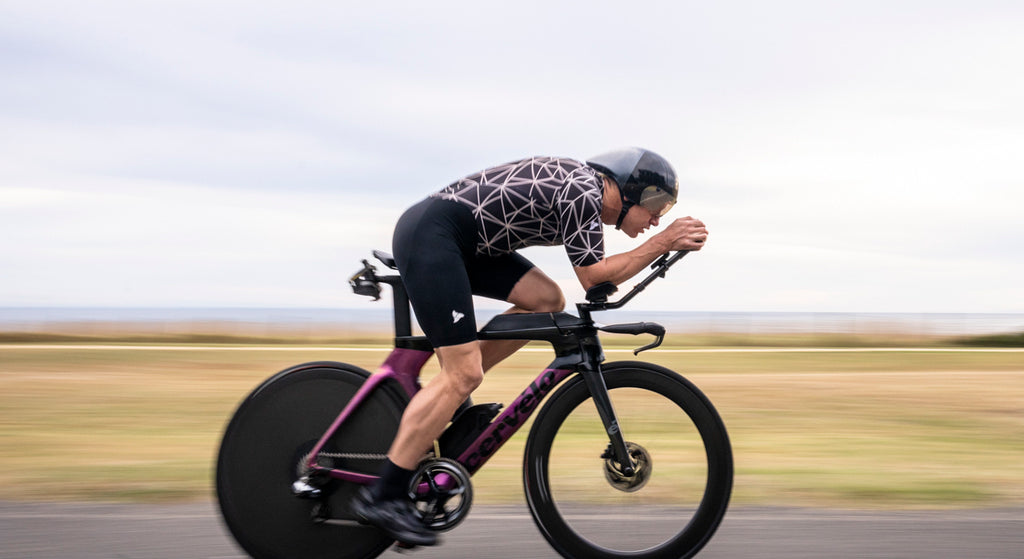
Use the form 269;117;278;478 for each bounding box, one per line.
603;441;653;492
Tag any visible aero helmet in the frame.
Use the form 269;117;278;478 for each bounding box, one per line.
586;147;678;229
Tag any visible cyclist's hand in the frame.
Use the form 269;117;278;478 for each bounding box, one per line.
662;216;708;251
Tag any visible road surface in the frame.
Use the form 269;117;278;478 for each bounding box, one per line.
2;501;1022;558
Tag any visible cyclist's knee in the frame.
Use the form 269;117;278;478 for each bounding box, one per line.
541;289;566;312
454;366;484;396
510;270;565;313
525;286;565;313
436;342;484;398
440;361;483;399
512;266;569;311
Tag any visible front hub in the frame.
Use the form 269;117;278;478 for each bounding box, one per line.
602;441;652;492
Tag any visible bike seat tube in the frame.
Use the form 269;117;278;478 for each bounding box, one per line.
304;347;433;479
375;274;413;338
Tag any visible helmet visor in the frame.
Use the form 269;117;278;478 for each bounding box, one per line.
638;186;676;217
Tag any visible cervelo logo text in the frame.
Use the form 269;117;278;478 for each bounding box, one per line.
464;369;558;469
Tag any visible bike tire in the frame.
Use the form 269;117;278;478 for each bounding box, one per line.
216;361;408;559
523;361;732;559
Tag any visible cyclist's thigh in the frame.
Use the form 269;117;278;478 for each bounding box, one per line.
466;250;535;301
393;198;478;348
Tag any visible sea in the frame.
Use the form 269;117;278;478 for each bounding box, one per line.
2;307;1023;337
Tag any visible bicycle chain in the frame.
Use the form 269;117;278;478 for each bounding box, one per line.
315;451;387;461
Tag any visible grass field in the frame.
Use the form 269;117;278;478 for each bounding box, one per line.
1;340;1022;509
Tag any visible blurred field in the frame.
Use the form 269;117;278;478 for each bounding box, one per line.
1;340;1022;509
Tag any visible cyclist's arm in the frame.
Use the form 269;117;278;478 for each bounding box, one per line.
572;236;670;291
572;217;707;290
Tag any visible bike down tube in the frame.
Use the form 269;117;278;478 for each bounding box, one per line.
304;347;433;481
455;366;575;474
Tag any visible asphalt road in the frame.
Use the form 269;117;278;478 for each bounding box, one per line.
1;501;1021;559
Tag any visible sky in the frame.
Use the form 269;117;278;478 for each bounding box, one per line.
1;0;1022;313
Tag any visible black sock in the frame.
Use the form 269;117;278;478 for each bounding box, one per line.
371;458;415;501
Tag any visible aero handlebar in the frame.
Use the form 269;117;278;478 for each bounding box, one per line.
578;251;689;313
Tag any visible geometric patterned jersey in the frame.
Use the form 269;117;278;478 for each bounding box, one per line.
430;156;605;267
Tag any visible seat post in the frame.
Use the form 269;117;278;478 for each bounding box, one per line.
378;275;412;338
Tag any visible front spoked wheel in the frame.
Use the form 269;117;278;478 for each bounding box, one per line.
524;361;732;559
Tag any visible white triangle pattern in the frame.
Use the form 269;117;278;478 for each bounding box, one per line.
431;157;605;267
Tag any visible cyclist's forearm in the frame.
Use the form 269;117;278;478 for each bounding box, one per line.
574;236;671;290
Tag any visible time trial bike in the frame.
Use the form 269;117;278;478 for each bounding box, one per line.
216;250;732;559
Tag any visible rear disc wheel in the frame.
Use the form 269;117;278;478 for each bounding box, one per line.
216;362;407;559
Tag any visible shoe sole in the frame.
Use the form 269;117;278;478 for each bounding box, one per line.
352;497;438;547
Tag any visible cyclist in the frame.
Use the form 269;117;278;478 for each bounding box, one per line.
352;147;708;545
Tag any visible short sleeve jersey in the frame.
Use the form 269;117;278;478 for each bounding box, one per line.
430;157;605;267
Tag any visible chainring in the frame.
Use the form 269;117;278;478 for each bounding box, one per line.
409;457;473;532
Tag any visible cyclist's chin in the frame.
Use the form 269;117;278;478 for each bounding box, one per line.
620;225;641;238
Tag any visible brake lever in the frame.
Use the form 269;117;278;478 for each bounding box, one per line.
630;325;663;352
600;323;666;355
633;334;664;355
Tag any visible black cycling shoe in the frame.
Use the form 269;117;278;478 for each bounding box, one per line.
351;487;438;547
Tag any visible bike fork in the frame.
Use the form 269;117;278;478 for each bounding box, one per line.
580;362;635;476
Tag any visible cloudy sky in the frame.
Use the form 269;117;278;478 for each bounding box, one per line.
1;0;1022;313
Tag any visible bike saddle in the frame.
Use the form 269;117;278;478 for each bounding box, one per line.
372;250;398;270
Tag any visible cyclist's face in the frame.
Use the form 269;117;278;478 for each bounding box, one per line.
620;204;661;238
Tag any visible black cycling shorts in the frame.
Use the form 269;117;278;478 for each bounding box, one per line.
392;197;535;348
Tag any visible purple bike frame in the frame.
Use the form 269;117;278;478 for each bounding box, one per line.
304;347;573;484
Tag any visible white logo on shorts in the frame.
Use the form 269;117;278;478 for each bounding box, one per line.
452;310;465;324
